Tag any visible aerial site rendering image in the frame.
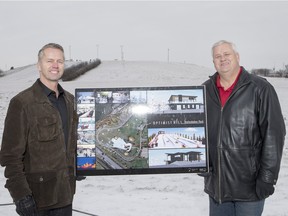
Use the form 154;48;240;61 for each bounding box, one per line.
76;86;208;176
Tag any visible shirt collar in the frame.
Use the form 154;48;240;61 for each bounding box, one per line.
216;67;242;91
37;79;65;97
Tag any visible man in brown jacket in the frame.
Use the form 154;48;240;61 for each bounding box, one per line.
0;43;77;216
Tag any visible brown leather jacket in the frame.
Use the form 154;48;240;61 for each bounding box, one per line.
0;80;77;210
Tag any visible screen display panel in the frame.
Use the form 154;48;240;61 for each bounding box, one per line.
75;86;209;176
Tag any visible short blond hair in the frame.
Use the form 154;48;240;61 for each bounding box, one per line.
38;43;65;62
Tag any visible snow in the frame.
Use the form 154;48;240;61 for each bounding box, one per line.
0;61;287;216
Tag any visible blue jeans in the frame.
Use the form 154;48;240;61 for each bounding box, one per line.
209;197;265;216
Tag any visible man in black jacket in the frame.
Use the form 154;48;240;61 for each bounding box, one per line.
202;40;286;216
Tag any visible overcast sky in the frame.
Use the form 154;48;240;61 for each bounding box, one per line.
1;1;288;71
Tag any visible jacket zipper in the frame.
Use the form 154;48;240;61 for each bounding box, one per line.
217;107;223;204
214;80;248;204
210;78;224;204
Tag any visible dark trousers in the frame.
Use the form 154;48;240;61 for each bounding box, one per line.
15;194;72;216
37;204;72;216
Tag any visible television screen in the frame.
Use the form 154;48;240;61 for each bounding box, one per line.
75;86;209;176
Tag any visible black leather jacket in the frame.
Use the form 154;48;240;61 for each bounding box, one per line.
203;67;286;203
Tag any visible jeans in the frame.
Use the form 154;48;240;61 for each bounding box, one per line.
209;197;265;216
37;204;72;216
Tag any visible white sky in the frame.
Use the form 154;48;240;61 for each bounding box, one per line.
1;1;288;71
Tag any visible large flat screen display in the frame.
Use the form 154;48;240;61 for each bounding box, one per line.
75;86;209;175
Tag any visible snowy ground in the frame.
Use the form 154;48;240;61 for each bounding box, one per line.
0;61;287;216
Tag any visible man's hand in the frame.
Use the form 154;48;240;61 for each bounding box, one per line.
76;176;86;181
15;195;37;216
256;179;275;200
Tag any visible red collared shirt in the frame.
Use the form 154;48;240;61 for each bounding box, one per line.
216;68;242;107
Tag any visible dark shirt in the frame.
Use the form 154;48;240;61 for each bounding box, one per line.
37;79;68;146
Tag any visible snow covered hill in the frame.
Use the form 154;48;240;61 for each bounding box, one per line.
0;61;287;216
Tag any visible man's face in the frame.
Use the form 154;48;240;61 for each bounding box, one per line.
212;43;240;75
37;47;65;83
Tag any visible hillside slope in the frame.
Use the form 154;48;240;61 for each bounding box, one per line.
0;61;288;216
63;61;213;92
0;60;213;148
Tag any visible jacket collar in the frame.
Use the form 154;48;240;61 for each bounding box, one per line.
31;80;65;104
234;67;251;89
36;79;65;98
210;66;251;88
30;80;49;103
31;79;73;108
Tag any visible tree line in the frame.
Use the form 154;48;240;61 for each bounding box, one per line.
61;59;101;81
251;65;288;78
0;59;101;80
